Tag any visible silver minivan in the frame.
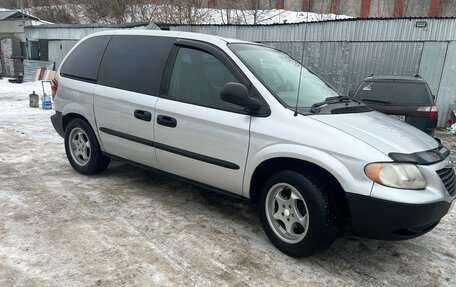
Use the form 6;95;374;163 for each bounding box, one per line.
50;31;455;257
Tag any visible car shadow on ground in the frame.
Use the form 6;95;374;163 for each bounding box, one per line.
100;160;433;268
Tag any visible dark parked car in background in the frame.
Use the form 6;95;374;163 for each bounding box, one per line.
351;75;438;135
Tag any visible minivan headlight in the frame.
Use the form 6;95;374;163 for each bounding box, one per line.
364;163;426;190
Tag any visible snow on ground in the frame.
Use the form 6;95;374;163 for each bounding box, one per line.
0;78;51;95
0;79;455;286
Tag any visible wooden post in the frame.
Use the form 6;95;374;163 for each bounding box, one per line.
276;0;285;9
393;0;404;17
360;0;371;18
330;0;340;14
301;0;311;11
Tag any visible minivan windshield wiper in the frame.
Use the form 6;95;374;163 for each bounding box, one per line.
310;96;354;113
361;99;392;104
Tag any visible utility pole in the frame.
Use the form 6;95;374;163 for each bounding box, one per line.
20;0;25;26
19;0;28;61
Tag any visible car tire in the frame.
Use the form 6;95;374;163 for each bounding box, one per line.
64;118;110;175
259;169;337;257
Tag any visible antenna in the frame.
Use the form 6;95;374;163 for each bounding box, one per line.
294;43;305;117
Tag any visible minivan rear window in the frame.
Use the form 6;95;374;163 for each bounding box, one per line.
60;36;111;82
354;81;432;105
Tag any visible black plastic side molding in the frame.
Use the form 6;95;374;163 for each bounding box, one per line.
99;127;239;170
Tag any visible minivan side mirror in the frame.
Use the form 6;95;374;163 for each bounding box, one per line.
432;94;436;102
348;91;355;98
221;82;263;111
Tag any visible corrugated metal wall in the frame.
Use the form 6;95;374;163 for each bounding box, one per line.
173;18;456;41
26;27;113;41
48;40;77;69
24;23;159;41
418;43;447;94
262;41;423;94
171;18;456;126
437;41;456;127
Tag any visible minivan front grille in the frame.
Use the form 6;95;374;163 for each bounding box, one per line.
436;168;456;196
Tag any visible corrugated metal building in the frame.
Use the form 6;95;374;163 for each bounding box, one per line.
0;10;42;41
0;9;49;77
171;18;456;127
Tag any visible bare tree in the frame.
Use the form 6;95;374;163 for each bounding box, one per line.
25;0;286;25
171;0;210;24
441;0;456;17
236;0;285;24
214;0;239;24
2;0;19;9
30;0;79;23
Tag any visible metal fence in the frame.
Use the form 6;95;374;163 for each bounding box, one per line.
171;18;456;127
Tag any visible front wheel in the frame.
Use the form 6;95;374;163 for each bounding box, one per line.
259;170;337;257
64;118;110;175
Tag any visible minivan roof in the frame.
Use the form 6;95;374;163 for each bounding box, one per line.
86;30;250;45
364;75;427;83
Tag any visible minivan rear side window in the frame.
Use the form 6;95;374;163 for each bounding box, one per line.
98;35;174;95
60;36;111;82
355;81;432;105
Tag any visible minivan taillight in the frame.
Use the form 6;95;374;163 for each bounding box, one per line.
414;105;438;118
51;78;58;100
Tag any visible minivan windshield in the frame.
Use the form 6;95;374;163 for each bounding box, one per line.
229;43;339;108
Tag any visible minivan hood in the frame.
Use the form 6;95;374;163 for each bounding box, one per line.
309;111;438;155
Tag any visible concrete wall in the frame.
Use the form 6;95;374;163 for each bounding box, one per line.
0;38;22;77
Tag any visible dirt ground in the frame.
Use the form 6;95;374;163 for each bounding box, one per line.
1;83;455;287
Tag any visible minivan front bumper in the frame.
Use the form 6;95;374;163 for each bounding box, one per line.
347;193;452;240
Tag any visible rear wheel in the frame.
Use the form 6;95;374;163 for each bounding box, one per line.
64;118;110;175
259;169;337;257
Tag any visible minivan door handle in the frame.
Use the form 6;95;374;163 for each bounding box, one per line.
134;110;152;122
157;115;177;128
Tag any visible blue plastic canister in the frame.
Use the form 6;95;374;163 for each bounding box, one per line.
41;93;52;110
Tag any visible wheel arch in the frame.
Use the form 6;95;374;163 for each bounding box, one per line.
248;156;353;228
249;157;345;201
63;113;91;132
60;99;96;132
62;112;105;152
62;113;110;174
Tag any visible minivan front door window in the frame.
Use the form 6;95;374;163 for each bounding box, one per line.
168;47;244;112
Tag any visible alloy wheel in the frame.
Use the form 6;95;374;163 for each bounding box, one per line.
265;183;310;244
